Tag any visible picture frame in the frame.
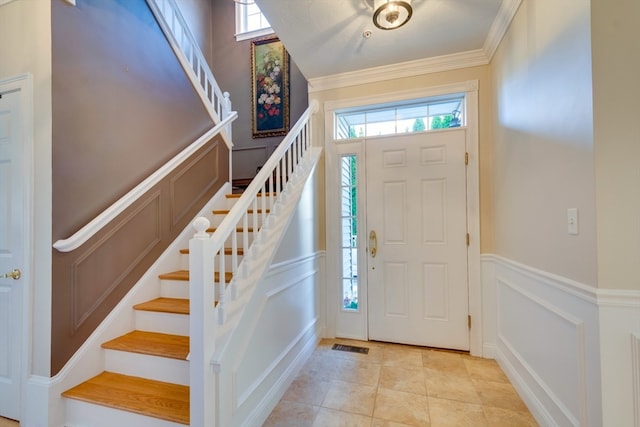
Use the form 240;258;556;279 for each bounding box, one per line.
251;36;290;138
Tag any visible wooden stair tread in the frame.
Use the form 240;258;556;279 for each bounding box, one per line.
180;247;244;255
213;208;270;214
62;371;189;425
102;330;189;360
225;192;276;198
206;226;256;233
133;297;189;315
159;269;233;283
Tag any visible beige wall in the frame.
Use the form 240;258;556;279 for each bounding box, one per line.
592;0;640;291
490;0;597;286
0;0;52;376
310;66;495;254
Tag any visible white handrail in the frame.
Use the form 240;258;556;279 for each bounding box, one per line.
146;0;233;146
188;100;318;426
53;112;237;252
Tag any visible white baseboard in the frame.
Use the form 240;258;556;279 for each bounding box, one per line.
481;254;640;427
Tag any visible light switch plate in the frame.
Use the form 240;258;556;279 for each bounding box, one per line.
568;208;578;235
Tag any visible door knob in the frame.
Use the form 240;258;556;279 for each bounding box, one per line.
2;269;21;280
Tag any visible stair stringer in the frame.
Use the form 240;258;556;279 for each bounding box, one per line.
53;183;232;427
209;147;323;427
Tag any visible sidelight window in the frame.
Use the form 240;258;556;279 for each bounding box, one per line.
341;154;359;310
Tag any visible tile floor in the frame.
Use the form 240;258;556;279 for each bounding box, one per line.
263;338;538;427
0;417;18;427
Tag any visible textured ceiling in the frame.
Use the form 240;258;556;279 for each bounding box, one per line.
256;0;505;81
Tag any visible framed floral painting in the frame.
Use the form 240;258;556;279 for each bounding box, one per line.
251;36;290;138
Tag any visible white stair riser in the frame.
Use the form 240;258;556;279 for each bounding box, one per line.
135;310;189;336
161;278;229;299
104;349;189;386
181;252;244;270
65;398;185;427
211;208;269;227
160;279;190;299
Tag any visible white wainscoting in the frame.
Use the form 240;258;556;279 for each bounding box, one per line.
632;333;640;427
482;255;602;426
597;290;640;427
215;251;325;427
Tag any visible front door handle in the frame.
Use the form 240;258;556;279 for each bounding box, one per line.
2;268;21;280
369;230;377;258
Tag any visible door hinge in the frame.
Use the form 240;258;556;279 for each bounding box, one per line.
466;233;470;246
468;315;472;329
465;152;469;165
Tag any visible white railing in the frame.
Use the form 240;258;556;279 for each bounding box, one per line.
146;0;233;143
188;100;319;427
53;113;237;252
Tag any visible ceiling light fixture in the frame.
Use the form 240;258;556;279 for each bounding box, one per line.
372;0;412;30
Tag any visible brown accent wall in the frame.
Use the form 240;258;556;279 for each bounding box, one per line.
51;0;224;374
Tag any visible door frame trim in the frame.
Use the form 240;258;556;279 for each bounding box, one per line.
323;80;483;356
0;73;34;421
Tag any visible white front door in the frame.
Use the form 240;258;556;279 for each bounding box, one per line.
366;129;469;350
0;88;24;420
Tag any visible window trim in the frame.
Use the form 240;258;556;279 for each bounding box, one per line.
235;1;274;42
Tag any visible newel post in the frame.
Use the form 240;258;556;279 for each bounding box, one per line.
189;217;216;427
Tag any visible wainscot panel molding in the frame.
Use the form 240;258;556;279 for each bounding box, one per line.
633;333;640;427
45;184;234;427
597;288;640;427
481;254;601;427
51;136;228;374
214;252;325;427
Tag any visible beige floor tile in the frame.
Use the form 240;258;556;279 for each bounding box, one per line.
428;396;488;427
473;379;529;412
424;367;482;404
322;380;377;416
422;350;468;378
303;352;348;382
383;345;424;367
484;406;539;426
373;387;430;426
463;357;509;383
262;400;319;427
0;418;18;427
312;408;372;427
266;341;538;427
336;359;382;387
379;364;427;395
282;373;331;406
372;419;417;427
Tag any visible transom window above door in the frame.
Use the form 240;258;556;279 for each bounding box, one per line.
335;95;465;140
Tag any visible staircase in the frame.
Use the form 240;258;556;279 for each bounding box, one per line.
59;1;322;425
62;193;265;426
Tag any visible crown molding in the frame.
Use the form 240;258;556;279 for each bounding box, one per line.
307;0;522;93
308;49;489;93
483;0;523;60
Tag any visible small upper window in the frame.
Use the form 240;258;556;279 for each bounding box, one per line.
235;1;274;41
335;96;465;140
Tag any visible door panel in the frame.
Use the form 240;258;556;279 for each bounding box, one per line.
0;89;23;420
367;130;469;350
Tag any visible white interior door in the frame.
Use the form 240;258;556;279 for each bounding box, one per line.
366;129;469;350
0;89;24;421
